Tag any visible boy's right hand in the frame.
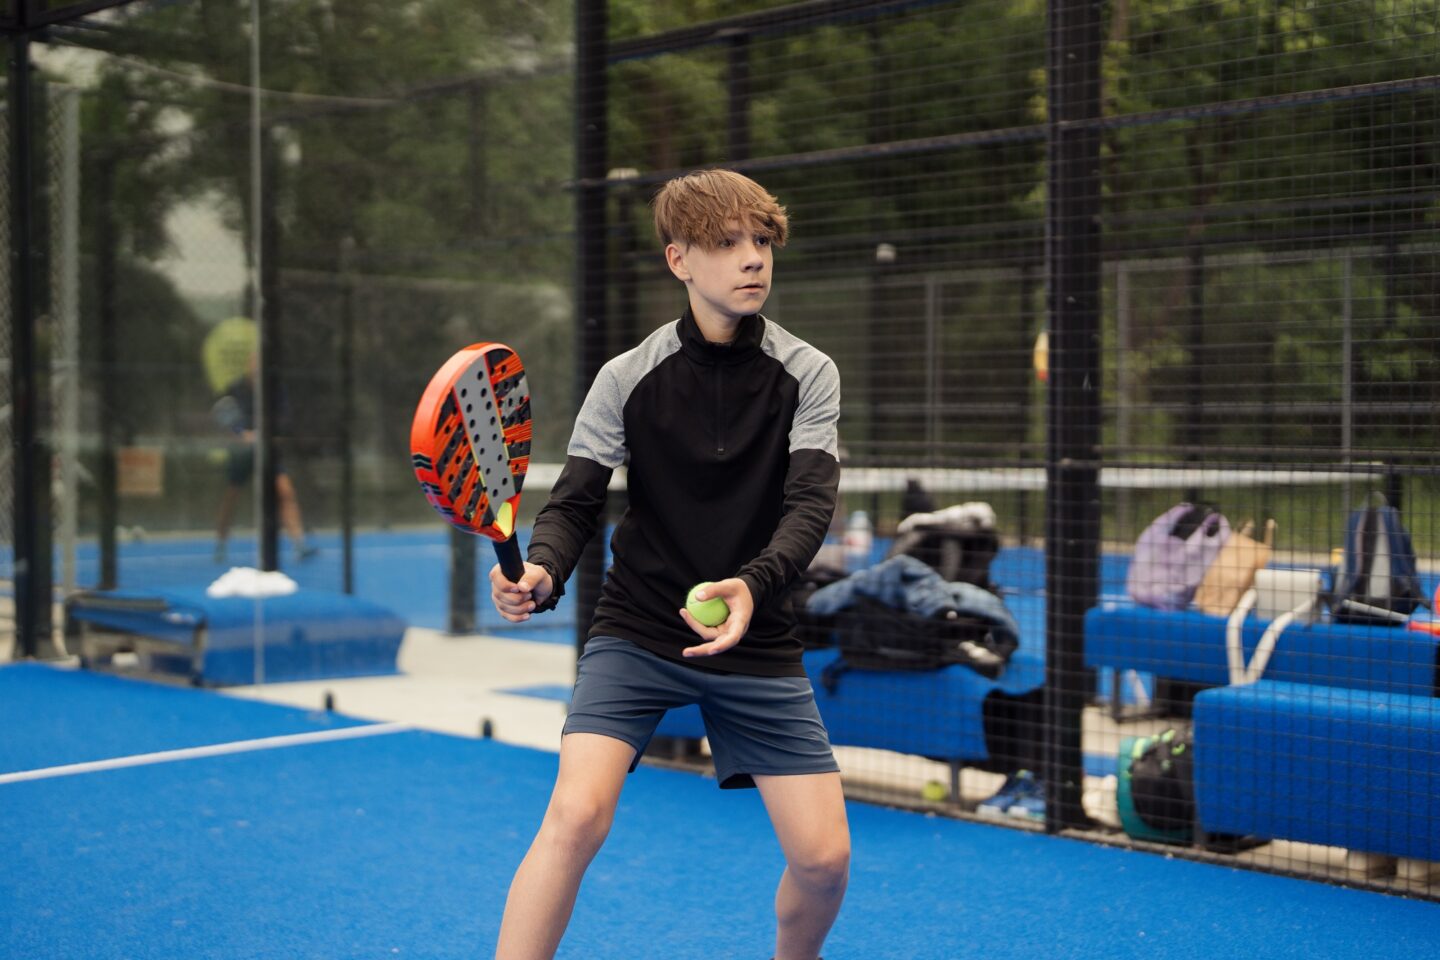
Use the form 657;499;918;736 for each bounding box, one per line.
490;562;555;622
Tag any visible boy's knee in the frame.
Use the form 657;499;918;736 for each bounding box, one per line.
541;793;615;856
791;840;850;893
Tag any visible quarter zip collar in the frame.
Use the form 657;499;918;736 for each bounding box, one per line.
679;307;764;365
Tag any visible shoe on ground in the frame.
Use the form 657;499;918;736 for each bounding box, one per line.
1005;777;1046;822
977;770;1034;819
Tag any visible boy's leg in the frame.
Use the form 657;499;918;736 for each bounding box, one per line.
214;483;242;560
274;472;316;555
495;732;637;960
754;771;850;960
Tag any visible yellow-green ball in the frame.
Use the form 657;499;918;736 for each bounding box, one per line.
921;780;948;803
686;583;730;627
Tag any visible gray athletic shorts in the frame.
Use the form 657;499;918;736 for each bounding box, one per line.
562;635;839;789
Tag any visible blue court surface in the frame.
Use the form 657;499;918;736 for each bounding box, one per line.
4;663;1437;960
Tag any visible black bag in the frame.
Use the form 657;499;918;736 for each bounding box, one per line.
1128;728;1194;837
820;596;1017;692
888;524;1000;593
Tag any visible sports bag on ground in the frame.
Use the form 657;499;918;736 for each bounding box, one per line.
1118;728;1194;843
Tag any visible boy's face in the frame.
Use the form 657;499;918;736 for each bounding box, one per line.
665;219;773;328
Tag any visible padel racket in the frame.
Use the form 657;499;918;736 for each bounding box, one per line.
410;342;532;582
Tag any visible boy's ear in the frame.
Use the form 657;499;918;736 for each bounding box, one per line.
665;242;692;282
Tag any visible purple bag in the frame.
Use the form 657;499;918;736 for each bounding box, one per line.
1127;504;1231;610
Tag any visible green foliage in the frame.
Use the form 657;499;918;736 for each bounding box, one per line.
39;0;1438;493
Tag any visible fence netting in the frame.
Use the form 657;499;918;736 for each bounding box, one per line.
2;0;1435;900
597;0;1439;897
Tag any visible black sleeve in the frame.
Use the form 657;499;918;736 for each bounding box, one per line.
524;455;613;612
735;448;840;610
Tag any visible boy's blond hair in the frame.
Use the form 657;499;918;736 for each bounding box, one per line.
652;169;789;250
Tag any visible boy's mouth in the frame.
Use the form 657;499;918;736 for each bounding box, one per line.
738;282;765;291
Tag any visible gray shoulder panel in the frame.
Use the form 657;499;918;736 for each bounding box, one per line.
761;317;841;459
566;321;682;468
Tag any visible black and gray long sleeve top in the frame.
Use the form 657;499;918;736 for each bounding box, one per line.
527;308;841;677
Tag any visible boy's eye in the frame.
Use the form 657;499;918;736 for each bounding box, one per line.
719;238;734;248
755;235;770;247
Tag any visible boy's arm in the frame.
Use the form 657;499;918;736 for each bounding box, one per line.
523;363;626;612
524;457;612;611
735;357;841;610
732;453;839;611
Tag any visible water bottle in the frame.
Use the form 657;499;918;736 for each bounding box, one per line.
843;510;873;570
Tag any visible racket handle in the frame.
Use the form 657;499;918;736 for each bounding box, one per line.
493;535;525;584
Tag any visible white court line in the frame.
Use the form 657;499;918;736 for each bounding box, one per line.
0;722;412;785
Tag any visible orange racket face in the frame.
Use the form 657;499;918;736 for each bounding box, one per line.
410;342;532;542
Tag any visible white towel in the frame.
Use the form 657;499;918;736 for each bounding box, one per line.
897;501;997;534
206;566;300;599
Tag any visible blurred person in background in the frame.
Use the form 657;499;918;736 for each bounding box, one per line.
212;350;317;564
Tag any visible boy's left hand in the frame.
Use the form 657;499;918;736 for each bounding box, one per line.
679;578;753;658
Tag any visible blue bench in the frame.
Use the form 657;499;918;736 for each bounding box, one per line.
802;646;1042;764
1192;680;1440;861
65;588;406;686
1084;603;1439;697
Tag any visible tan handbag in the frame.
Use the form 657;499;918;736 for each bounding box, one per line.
1194;518;1275;617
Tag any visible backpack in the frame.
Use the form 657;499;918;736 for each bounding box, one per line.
1117;729;1194;843
1126;503;1230;610
1328;498;1428;625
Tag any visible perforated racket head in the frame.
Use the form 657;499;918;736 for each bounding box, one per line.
410;342;532;543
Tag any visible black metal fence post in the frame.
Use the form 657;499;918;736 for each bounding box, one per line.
96;150;119;590
338;238;355;595
574;0;609;659
9;33;53;658
258;127;281;572
1043;0;1103;833
447;82;487;631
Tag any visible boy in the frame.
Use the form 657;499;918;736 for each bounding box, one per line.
489;169;847;960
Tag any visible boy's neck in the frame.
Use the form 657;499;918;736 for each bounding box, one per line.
690;303;745;345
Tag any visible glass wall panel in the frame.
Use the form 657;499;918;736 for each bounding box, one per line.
16;0;574;689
